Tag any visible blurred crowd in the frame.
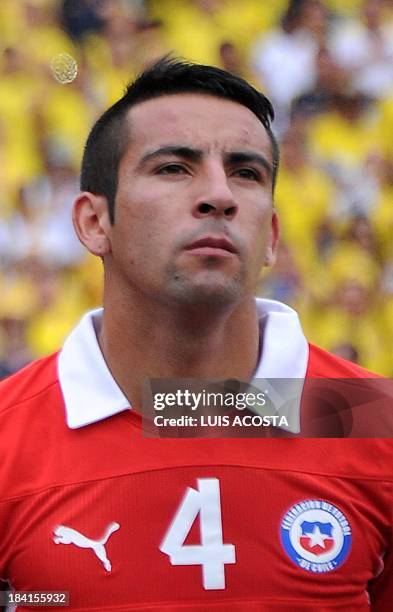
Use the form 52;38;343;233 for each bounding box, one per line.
0;0;393;377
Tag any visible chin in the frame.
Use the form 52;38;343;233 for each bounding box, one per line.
167;272;247;307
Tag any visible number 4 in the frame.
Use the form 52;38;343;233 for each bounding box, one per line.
160;478;236;590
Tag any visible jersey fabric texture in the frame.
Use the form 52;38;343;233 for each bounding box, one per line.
0;299;392;611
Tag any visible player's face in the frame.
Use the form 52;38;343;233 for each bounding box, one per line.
108;93;279;306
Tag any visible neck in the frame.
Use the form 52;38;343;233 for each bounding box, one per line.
98;290;260;410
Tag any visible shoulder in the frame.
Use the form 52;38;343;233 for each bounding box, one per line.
304;344;393;439
0;353;60;415
0;353;66;501
307;343;380;378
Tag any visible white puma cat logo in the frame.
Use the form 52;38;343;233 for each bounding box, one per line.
53;522;120;571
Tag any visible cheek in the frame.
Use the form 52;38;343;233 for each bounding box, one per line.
241;200;273;240
242;206;275;266
117;181;179;228
114;192;174;263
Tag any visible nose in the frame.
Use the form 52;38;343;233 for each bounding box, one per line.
192;163;238;220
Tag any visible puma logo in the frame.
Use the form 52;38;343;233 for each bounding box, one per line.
53;522;120;571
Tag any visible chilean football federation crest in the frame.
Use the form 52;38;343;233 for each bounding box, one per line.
280;500;352;573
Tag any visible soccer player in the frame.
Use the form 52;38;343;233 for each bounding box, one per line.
0;59;392;611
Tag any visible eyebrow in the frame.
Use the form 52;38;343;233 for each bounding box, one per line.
137;145;272;177
137;146;203;168
224;151;273;177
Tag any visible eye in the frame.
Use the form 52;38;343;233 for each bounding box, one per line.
232;167;260;181
156;163;188;175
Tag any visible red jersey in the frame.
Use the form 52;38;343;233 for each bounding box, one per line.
0;300;392;611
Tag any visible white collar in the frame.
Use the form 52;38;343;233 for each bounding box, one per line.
58;299;308;433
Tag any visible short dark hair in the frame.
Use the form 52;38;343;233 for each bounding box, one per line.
80;57;279;223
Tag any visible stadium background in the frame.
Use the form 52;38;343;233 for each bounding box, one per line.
0;0;392;378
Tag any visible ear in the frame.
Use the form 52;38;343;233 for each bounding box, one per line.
72;192;112;257
264;209;280;267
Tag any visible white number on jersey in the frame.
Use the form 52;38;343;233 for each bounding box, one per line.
160;478;236;589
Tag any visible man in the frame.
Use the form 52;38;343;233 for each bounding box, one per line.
0;58;391;610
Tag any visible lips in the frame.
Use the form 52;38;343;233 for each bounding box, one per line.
185;236;238;255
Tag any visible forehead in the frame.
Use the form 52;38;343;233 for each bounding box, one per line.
124;93;272;160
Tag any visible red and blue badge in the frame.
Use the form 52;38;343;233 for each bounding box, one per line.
280;500;352;573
